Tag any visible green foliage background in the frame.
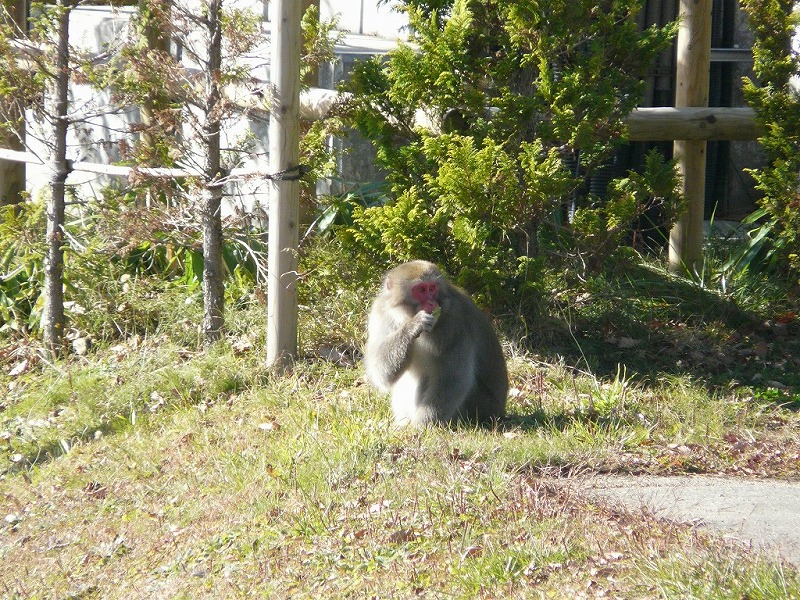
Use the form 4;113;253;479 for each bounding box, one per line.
0;3;337;342
741;0;800;277
336;0;682;306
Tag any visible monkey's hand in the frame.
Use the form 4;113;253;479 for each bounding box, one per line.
412;309;438;335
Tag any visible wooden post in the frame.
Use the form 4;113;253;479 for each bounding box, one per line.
668;0;713;275
625;107;761;141
267;0;301;368
0;0;26;209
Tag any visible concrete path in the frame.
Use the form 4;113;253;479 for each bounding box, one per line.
580;475;800;565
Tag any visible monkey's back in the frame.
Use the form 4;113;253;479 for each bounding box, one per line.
430;286;508;421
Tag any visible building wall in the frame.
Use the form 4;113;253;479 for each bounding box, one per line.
25;2;406;213
319;0;407;38
25;7;137;202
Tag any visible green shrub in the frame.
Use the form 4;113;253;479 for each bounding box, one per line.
0;186;270;346
741;0;800;276
337;0;680;306
0;201;45;334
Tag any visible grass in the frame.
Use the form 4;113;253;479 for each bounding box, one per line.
2;255;800;597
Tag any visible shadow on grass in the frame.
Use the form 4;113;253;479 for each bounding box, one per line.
510;262;800;400
1;348;264;475
499;409;632;432
1;416;129;476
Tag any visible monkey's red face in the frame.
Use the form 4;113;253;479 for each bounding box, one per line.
411;280;439;314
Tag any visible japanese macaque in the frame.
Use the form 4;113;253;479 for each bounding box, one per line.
365;260;508;426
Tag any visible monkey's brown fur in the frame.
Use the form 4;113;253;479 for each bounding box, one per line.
365;260;508;426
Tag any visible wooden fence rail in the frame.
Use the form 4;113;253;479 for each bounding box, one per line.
0;90;763;184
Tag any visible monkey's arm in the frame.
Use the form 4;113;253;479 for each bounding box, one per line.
365;311;436;390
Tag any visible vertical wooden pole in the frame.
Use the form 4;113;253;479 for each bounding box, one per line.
267;0;301;368
0;0;26;209
668;0;712;274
